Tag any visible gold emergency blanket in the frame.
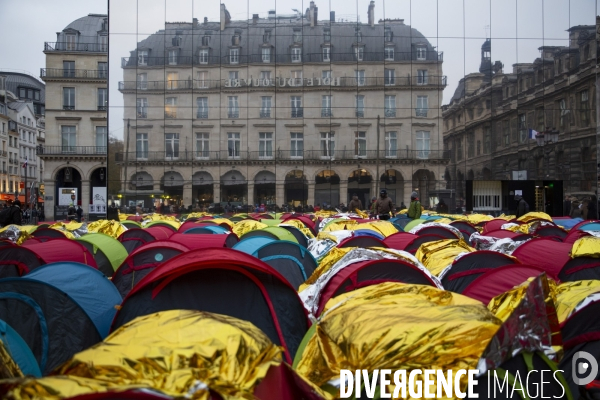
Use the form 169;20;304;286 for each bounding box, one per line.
321;220;358;232
280;219;314;239
295;282;501;397
314;210;337;218
86;220;127;239
3;310;283;400
0;340;22;379
300;247;353;289
517;211;552;222
554;280;600;323
415;239;475;276
211;218;234;229
351;221;397;237
232;220;268;237
570;237;600;258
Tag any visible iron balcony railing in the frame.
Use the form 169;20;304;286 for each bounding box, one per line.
321;109;333;117
44;41;107;53
40;68;107;79
36;146;107;155
291;109;303;118
260;110;271;118
415;108;428;117
63;105;75;111
115;149;450;162
98;106;107;111
384;109;396;118
355;109;365;118
196;111;208;119
119;75;447;91
121;50;444;68
227;111;239;119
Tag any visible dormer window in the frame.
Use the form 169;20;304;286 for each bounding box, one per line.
199;49;209;64
291;47;302;62
98;35;107;52
172;36;182;47
355;28;362;43
230;48;239;64
65;34;77;51
263;29;271;43
416;46;426;60
232;30;242;46
168;49;178;65
262;47;271;63
202;33;211;46
323;29;331;42
293;29;302;43
354;46;364;61
138;50;148;66
385;46;394;61
384;27;393;42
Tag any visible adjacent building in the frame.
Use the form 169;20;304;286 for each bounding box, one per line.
39;14;108;220
442;21;598;216
117;1;449;211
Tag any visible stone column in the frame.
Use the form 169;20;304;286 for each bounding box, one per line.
81;180;90;217
307;182;315;206
404;180;414;205
276;183;285;207
183;183;192;208
339;181;348;205
247;182;255;206
44;179;55;221
213;182;221;203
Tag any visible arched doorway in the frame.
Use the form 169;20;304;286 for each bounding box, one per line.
467;170;475;181
192;171;213;207
54;167;82;220
161;171;184;207
380;169;404;206
88;167;107;221
254;170;276;206
284;170;307;206
315;170;340;208
456;170;465;200
412;169;436;208
348;169;372;207
220;170;247;204
482;167;492;180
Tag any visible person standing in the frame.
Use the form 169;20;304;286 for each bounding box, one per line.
515;194;530;218
348;193;363;212
0;200;23;226
563;194;572;217
376;189;394;220
436;198;449;214
76;205;83;222
587;195;598;220
407;192;422;220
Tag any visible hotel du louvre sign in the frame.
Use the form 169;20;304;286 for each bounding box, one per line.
224;76;342;88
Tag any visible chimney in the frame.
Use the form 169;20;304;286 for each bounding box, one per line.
204;17;208;24
309;1;318;27
368;1;375;27
330;11;335;23
193;17;198;26
252;14;259;24
220;4;231;31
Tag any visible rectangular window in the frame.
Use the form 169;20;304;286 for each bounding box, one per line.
291;96;302;118
467;132;475;158
416;96;428;117
354;47;364;61
165;133;180;159
384;46;394;61
61;125;76;152
97;62;107;79
136;133;148;159
320;132;335;158
356;95;365;117
580;90;590;126
456;138;463;161
385;132;397;158
536;107;545;132
196;132;209;159
417;70;428;85
324;30;331;42
322;47;330;62
228;71;238;81
291;70;303;86
518;113;527;143
483;126;491;154
416;46;426;60
138;50;148;65
503;120;510;146
385;95;396;117
165;97;177;118
95;126;107;153
559;98;568;128
290;132;303;158
384;69;395;85
136;98;147;118
167;72;178;90
262;47;271;62
321;95;332;117
196;97;208;119
65;34;76;51
291;47;302;63
63;87;75;110
355;132;367;157
63;61;75;78
260;96;272;118
259;132;273;159
384;29;393;42
19;88;25;98
98;35;108;52
168;49;178;65
260;71;272;81
229;48;239;64
136;73;147;90
322;70;331;80
228;96;239;118
293;30;302;43
355;70;365;86
199;49;209;64
97;88;107;111
197;71;208;88
227;132;240;158
416;131;430;159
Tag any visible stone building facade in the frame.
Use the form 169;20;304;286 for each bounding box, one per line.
117;2;449;211
442;21;598;216
39;14;108;220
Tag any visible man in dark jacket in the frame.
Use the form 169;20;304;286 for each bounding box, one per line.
348;193;363;212
563;195;572;217
515;195;529;218
587;195;598;220
76;205;83;222
5;200;22;226
376;189;394;220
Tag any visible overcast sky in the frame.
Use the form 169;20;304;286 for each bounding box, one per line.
1;0;598;140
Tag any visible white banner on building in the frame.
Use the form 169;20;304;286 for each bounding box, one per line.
89;187;107;214
58;188;77;206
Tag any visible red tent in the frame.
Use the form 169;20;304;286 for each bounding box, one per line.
483;219;515;234
337;236;388;249
511;238;571;280
564;229;591;244
483;229;532;241
383;232;418;250
167;233;238;249
461;265;547;304
23;239;98;269
112;248;309;363
178;220;226;233
282;215;316;234
144;226;174;240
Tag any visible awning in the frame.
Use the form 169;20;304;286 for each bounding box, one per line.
0;194;44;203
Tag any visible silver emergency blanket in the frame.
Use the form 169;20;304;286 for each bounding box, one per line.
478;275;556;374
300;248;442;320
569;292;600;320
0;225;23;243
469;232;528;255
409;222;462;239
585;230;600;238
307;238;337;262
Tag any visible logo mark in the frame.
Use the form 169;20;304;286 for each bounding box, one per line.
572;351;598;386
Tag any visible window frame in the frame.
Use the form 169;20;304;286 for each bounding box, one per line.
258;132;274;159
227;132;241;159
61;125;76;152
199;49;209;64
416;46;427;60
384;95;396;117
196;97;208;119
136;98;148;118
195;132;210;159
385;131;397;158
291;47;302;63
416;130;431;159
416;95;428;117
320;132;335;158
97;88;107;111
63;87;75;110
168;49;178;65
165;97;177;118
290;132;304;158
261;47;271;63
138;50;148;66
384;46;394;61
229;48;239;64
227;96;239;118
354;131;367;157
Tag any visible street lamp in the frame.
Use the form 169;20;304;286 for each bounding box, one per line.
70;189;76;202
100;168;105;181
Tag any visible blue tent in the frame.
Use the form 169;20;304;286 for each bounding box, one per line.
26;262;122;338
353;229;386;240
232;236;276;254
579;222;600;232
553;218;583;230
0;318;41;377
184;225;229;235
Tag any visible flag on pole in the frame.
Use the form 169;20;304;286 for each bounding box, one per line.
528;129;538;139
22;157;28;168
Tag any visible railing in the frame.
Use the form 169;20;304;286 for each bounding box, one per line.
415;108;428;117
196;111;208;119
121;50;444;68
40;68;107;79
63;105;75;111
45;41;107;53
384;109;396;118
321;109;333;117
119;75;447;92
98;106;107;111
291;109;303;118
165;111;177;119
260;110;271;118
0;151;7;156
227;111;239;119
355;110;365;118
36;146;107;155
115;149;450;162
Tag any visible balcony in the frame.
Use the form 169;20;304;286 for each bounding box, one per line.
63;105;75;111
384;109;396;118
196;112;208;119
291;109;303;118
165;111;177;119
355;110;365;118
45;41;107;53
36;146;107;156
260;110;271;118
137;111;147;119
415;108;428;117
97;106;107;111
228;111;239;119
40;68;107;80
321;109;333;118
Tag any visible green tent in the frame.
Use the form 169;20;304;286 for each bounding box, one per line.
403;218;427;232
76;233;129;276
121;220;141;229
260;219;283;227
240;226;298;244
